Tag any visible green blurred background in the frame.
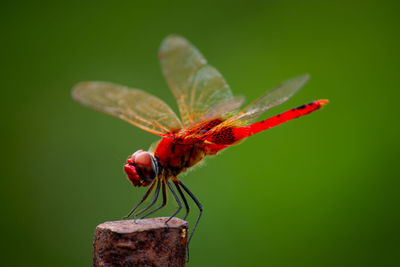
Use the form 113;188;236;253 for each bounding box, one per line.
2;0;399;266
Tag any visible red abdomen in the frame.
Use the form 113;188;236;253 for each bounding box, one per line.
247;100;328;136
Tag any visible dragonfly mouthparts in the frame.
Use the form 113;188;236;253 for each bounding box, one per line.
124;164;142;187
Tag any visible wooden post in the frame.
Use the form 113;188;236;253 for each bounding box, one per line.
93;217;188;267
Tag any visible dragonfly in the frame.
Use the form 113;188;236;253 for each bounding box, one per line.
72;35;328;249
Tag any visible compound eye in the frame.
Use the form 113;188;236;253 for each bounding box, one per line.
135;152;153;167
134;152;157;182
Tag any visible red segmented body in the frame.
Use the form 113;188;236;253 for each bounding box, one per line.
246;99;328;137
72;35;329;258
154;100;327;174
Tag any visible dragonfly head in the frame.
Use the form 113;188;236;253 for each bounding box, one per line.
124;150;159;187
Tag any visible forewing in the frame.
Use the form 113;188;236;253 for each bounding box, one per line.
159;35;238;126
72;81;182;136
187;66;243;123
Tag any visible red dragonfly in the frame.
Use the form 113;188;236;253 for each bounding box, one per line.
73;35;328;247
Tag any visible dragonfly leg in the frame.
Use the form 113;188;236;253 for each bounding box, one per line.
140;180;167;219
174;180;202;262
166;181;182;224
178;181;202;245
133;179;161;219
123;180;156;219
172;177;190;220
179;181;203;245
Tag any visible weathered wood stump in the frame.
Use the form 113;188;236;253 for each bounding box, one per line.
93;217;188;267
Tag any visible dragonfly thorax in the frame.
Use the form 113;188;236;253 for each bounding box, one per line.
124;150;160;187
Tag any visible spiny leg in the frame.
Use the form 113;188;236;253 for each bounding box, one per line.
140;180;167;219
178;181;202;245
123;180;156;219
172;176;190;220
133;178;161;218
166;181;182;224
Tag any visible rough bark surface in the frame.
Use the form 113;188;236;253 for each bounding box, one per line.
93;217;187;267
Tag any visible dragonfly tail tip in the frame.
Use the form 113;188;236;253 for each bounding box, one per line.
318;99;329;106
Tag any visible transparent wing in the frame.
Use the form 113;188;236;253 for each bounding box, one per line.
204;74;310;133
237;74;310;122
200;95;245;121
72;81;182;136
159;35;239;126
